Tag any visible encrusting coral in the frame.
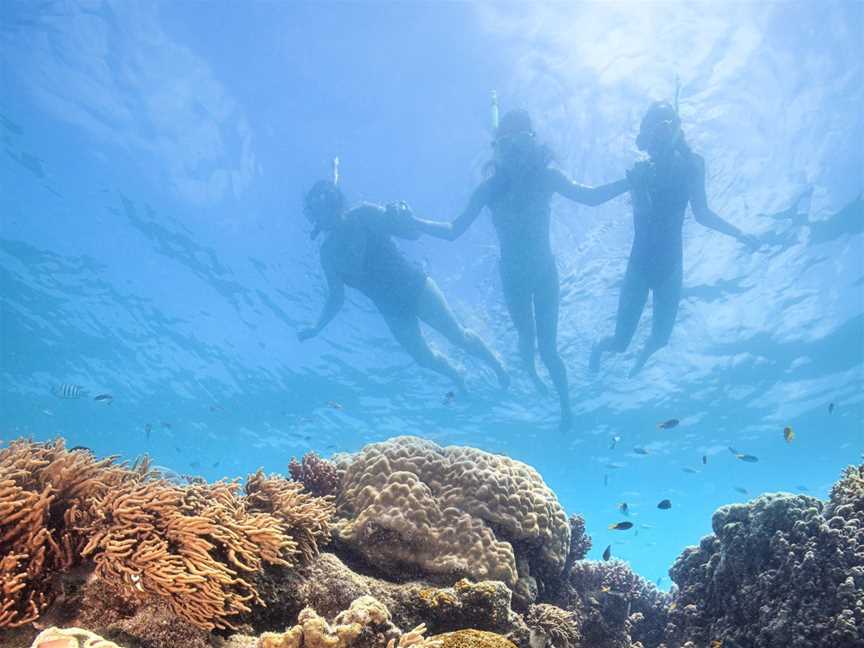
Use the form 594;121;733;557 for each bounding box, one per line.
333;436;570;606
0;439;335;633
257;596;440;648
29;626;125;648
662;463;864;648
430;630;516;648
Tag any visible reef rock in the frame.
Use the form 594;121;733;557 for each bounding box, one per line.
332;437;570;607
663;464;864;648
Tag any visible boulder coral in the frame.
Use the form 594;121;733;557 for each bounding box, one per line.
430;630;516;648
662;464;864;647
333;437;570;606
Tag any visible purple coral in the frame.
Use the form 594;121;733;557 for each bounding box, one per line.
288;452;340;498
663;463;864;648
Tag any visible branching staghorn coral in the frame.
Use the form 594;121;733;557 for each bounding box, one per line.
0;439;146;628
388;624;442;648
1;438;336;632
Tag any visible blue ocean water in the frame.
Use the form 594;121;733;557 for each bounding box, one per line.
1;0;862;587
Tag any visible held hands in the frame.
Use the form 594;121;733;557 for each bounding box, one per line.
297;327;318;342
737;231;762;251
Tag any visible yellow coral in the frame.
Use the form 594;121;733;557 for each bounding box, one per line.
30;626;126;648
430;630;516;648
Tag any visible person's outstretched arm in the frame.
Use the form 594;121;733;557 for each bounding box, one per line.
690;155;759;248
548;168;630;206
298;251;344;341
411;183;488;241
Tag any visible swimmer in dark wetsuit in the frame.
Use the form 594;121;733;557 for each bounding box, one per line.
298;180;508;392
590;101;760;378
411;110;629;431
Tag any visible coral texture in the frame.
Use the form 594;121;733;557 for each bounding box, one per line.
0;439;147;629
256;596;439;648
430;630;516;648
30;626;125;648
288;453;340;499
525;604;580;648
559;559;669;648
333;436;569;605
663;465;864;648
0;439;335;633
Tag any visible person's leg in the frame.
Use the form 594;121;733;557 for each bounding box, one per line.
415;278;509;388
500;262;547;394
590;262;650;373
630;264;682;377
533;260;572;432
382;312;465;391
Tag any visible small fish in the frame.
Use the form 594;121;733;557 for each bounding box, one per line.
41;409;54;417
189;461;200;468
603;473;609;487
657;499;672;510
796;484;809;491
606;462;625;470
734;486;749;495
609;521;634;531
710;640;723;648
682;467;700;474
69;445;93;454
209;404;224;412
161;421;172;429
656;576;665;586
735;453;759;463
640;523;655;529
702;454;708;465
668;602;677;611
618;502;629;516
52;384;88;399
144;423;152;439
93;393;113;404
602;545;612;561
828;402;835;414
633;446;649;455
609;435;622;450
783;426;794;443
327;400;344;410
728;446;739;455
657;418;679;429
443;391;456;405
211;461;220;468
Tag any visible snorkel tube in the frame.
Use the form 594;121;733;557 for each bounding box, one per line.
307;157;342;240
491;90;500;132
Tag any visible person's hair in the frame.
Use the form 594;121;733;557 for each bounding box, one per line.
638;100;692;158
485;109;554;180
303;180;345;217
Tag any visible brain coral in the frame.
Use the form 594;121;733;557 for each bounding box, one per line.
333;437;570;606
663;464;864;648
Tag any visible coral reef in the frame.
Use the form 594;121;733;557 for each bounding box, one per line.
288;453;340;499
333;436;570;606
0;439;335;634
558;559;669;648
662;464;864;648
257;596;440;648
525;604;580;648
0;439;147;629
30;626;125;648
430;630;516;648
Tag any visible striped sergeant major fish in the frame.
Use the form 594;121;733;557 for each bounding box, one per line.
52;384;88;399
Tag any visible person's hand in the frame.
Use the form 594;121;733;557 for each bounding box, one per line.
297;327;318;342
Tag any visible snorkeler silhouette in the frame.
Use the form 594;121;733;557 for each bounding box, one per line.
411;109;629;431
298;179;508;392
590;101;760;377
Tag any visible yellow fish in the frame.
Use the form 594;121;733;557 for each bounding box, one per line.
710;641;723;648
783;426;794;443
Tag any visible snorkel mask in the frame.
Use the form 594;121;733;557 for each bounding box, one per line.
492;108;536;162
304;158;343;240
636;101;681;155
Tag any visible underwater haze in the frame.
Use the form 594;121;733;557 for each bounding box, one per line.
1;0;862;585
